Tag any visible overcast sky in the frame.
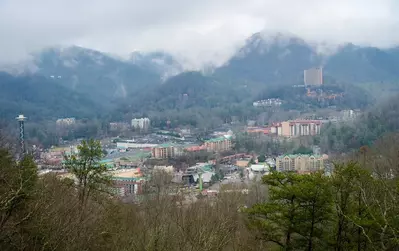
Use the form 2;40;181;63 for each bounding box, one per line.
0;0;398;68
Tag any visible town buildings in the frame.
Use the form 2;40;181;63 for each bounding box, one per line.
253;98;282;107
276;154;327;173
204;135;233;152
111;169;145;197
109;122;130;132
250;164;270;174
131;118;150;131
246;127;271;134
117;140;157;149
236;159;251;168
182;163;215;186
341;109;358;121
56;118;76;127
153;165;174;173
270;120;322;137
149;133;234;159
185;145;207;152
304;67;323;86
151;143;183;159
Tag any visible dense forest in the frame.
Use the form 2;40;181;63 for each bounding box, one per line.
0;72;100;120
2;136;399;250
317;93;399;153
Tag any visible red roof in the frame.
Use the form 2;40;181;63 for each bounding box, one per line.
185;145;206;152
289;120;322;125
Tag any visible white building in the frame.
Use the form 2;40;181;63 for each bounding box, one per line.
56;118;76;127
253;99;282;107
250;164;270;174
131;118;150;131
110;122;130;131
116;141;157;149
154;165;174;173
341;110;358;121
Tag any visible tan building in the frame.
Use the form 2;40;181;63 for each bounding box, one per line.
204;136;232;152
304;67;323;86
271;120;322;137
236;159;251;168
276;154;326;173
151;143;183;159
111;169;145;197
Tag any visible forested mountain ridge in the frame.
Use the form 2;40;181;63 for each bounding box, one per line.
2;31;399;123
0;72;98;120
318;93;399;153
215;32;320;84
129;51;183;81
31;46;161;103
325;43;399;83
216;31;399;85
130;71;245;112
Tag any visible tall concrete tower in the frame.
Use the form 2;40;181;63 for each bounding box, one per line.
16;114;27;155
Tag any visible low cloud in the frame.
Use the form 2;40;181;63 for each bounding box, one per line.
0;0;398;67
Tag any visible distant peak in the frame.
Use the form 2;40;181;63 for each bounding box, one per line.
248;30;305;46
235;30;308;58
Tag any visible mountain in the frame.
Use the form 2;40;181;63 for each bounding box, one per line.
215;32;321;84
130;51;183;81
130;71;245;112
215;31;399;85
0;72;98;120
324;44;399;83
113;71;258;128
31;46;161;103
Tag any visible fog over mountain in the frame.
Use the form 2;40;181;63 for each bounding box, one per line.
0;0;398;69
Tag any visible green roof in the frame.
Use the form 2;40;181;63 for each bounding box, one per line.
278;154;323;159
199;164;213;172
112;177;148;181
100;159;113;163
205;136;231;143
155;143;181;148
122;152;151;161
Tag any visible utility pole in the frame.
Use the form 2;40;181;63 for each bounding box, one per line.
198;172;203;192
16;114;27;156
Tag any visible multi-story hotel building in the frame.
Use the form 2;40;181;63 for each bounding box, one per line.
204;136;233;152
111;169;145;197
270;120;322;137
151;143;183;159
276;154;326;173
131;117;151;131
304;67;323;86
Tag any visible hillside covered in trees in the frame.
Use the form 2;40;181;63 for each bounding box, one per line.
318;93;399;153
0;72;100;120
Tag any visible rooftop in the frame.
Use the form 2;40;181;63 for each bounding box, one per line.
100;159;113;164
154;142;181;148
289;120;323;124
205;135;232;143
277;154;325;159
111;169;144;180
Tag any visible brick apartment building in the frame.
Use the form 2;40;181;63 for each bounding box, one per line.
111;169;145;197
151;143;183;159
204;136;233;152
276;154;326;173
